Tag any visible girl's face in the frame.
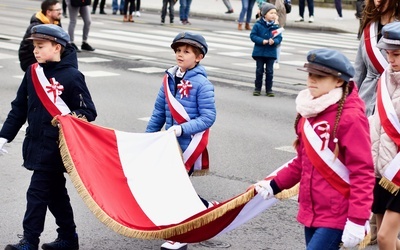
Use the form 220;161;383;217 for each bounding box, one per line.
386;49;400;72
33;40;61;63
307;73;344;98
264;9;278;22
175;44;203;72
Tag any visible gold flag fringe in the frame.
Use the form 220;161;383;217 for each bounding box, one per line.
275;183;299;200
192;169;209;176
358;232;371;249
379;177;400;194
58;124;255;240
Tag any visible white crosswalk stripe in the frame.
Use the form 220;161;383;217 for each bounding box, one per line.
0;28;361;80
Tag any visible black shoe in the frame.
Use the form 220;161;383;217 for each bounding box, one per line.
225;9;234;14
70;43;81;53
91;10;95;14
99;10;107;14
5;237;38;250
253;90;261;96
266;91;275;97
81;42;95;51
41;234;79;250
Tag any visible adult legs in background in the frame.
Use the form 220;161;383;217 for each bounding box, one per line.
376;211;400;249
62;0;68;17
244;0;256;29
298;0;305;18
222;0;234;13
334;0;342;18
134;0;141;16
304;227;342;250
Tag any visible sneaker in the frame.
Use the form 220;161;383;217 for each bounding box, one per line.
295;16;304;22
99;10;107;14
334;16;343;20
309;16;314;23
41;234;79;250
135;11;140;17
70;43;81;53
160;241;188;250
253;90;261;96
266;91;275;97
225;9;234;14
5;237;38;250
81;42;95;51
161;19;165;24
273;62;280;70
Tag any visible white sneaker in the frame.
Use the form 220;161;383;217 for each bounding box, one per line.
161;241;188;250
136;11;141;17
309;16;314;23
273;62;280;70
295;16;304;22
334;16;343;20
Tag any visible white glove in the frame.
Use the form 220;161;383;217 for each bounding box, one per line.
0;137;8;155
255;180;274;200
341;219;365;248
168;125;182;137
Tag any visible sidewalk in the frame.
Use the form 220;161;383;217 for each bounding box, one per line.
136;0;360;34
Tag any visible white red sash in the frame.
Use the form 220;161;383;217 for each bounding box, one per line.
31;63;70;117
376;72;400;192
364;22;388;75
163;74;210;174
302;118;350;198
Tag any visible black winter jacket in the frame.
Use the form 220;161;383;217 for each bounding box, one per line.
0;44;97;172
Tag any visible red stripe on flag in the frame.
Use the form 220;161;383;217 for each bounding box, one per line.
58;116;155;228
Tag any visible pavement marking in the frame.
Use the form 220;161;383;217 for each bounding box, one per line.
217;51;249;57
128;67;165;73
13;75;24;79
275;146;296;154
129;55;157;60
82;71;120;77
0;52;17;60
138;117;150;122
78;57;112;63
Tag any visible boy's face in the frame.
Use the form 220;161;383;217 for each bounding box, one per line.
264;9;277;22
386;49;400;72
174;44;203;72
33;40;61;64
307;73;344;98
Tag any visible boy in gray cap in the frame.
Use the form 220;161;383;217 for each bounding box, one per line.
146;31;216;250
255;48;374;249
250;3;282;97
369;21;400;250
0;24;97;250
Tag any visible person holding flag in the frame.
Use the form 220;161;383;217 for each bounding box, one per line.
250;3;282;97
255;48;375;249
0;24;97;250
369;21;400;250
145;31;216;250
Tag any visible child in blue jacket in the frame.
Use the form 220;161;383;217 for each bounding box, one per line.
250;3;282;97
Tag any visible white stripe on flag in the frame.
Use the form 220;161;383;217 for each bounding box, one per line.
115;130;206;225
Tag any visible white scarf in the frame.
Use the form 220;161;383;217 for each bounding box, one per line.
295;88;343;118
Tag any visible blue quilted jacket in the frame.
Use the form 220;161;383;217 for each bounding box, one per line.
250;18;282;59
146;64;216;151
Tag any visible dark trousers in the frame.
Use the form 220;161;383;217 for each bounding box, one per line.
124;0;135;15
133;0;140;11
161;0;175;22
334;0;342;17
298;0;314;18
92;0;106;11
23;170;76;246
255;57;275;93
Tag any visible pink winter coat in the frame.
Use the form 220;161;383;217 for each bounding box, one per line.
274;82;375;229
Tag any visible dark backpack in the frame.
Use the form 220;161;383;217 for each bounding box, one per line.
284;0;292;14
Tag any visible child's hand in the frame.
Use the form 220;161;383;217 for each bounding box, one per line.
268;38;274;45
263;39;268;45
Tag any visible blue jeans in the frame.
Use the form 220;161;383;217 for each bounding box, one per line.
112;0;125;11
304;227;343;250
298;0;314;18
238;0;256;23
254;57;275;92
179;0;192;21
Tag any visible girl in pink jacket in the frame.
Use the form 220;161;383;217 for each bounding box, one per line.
256;48;375;249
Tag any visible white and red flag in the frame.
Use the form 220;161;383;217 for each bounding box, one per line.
55;115;286;241
272;27;284;38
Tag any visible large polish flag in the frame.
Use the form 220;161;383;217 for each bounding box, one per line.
56;115;284;242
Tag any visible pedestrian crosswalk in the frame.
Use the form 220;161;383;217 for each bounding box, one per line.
0;27;361;84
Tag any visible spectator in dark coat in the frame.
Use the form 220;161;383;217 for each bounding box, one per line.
18;0;62;72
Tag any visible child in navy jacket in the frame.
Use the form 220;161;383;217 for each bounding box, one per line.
250;3;282;97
